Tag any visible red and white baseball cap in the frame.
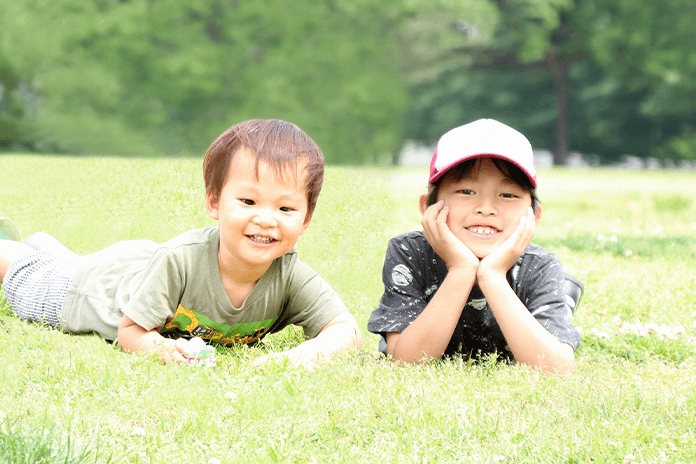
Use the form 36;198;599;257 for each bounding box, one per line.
429;118;536;187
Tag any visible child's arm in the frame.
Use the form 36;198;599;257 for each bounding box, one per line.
386;201;479;363
117;315;188;364
252;310;362;368
477;208;575;373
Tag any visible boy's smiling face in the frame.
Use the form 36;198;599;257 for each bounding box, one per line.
206;147;311;273
429;158;540;259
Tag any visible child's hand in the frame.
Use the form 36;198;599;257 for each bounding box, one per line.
478;207;536;281
421;200;479;272
118;316;190;365
158;338;189;365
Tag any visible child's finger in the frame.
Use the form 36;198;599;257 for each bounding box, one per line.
514;207;536;251
422;201;445;241
504;208;533;255
523;207;536;239
422;200;444;223
435;205;450;231
175;338;190;354
431;204;454;244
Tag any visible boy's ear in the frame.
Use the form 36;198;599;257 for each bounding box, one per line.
534;203;543;225
301;213;312;234
419;194;428;215
206;191;220;220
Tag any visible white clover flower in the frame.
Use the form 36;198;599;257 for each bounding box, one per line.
645;322;659;334
590;328;609;339
650;225;664;235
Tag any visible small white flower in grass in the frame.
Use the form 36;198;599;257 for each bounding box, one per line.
208;459;221;464
224;391;238;401
613;315;623;326
624;249;633;257
658;324;673;339
619;320;685;339
650;225;664;235
624;454;636;463
131;427;146;437
590;328;609;339
645;322;659;334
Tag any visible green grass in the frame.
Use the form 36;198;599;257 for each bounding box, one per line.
2;155;696;463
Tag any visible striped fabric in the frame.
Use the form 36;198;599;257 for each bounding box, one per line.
3;251;80;329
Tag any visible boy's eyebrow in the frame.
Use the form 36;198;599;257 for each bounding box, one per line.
235;181;307;199
499;177;522;186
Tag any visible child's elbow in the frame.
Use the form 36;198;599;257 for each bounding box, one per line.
542;345;576;374
344;313;363;349
345;313;364;350
354;325;364;350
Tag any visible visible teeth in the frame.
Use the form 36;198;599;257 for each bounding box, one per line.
468;227;497;235
249;235;274;243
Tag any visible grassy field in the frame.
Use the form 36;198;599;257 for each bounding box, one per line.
1;154;695;463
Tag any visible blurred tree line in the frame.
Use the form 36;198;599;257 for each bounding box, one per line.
1;0;696;164
0;0;407;163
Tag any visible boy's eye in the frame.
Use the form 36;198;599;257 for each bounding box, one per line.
280;206;295;212
457;189;475;195
240;199;255;206
500;193;518;199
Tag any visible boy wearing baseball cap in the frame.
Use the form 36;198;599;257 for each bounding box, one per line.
368;119;581;373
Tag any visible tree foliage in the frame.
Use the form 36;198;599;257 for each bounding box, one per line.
3;0;696;164
0;0;408;163
585;0;696;160
402;0;696;164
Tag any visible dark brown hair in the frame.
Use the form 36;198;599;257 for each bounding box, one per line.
203;119;324;217
425;158;539;211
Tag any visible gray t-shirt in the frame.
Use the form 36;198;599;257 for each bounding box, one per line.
367;231;580;359
61;228;346;343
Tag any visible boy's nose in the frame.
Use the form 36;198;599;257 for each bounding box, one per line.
252;210;278;227
475;199;497;216
252;209;277;227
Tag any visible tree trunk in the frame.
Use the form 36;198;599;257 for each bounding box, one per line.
546;50;570;166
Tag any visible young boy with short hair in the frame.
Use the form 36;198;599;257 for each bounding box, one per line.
368;119;581;373
0;119;362;367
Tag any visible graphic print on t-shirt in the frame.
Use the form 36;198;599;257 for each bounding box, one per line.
161;304;276;346
391;264;413;287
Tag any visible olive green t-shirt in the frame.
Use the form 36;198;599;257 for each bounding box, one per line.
61;228;346;344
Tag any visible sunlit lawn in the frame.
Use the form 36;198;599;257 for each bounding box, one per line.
1;155;695;463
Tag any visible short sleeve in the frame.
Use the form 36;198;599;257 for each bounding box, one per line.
514;247;581;350
282;259;348;339
367;233;443;337
121;246;186;331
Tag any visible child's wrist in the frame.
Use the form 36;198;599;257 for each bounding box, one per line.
476;269;508;289
445;265;478;278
